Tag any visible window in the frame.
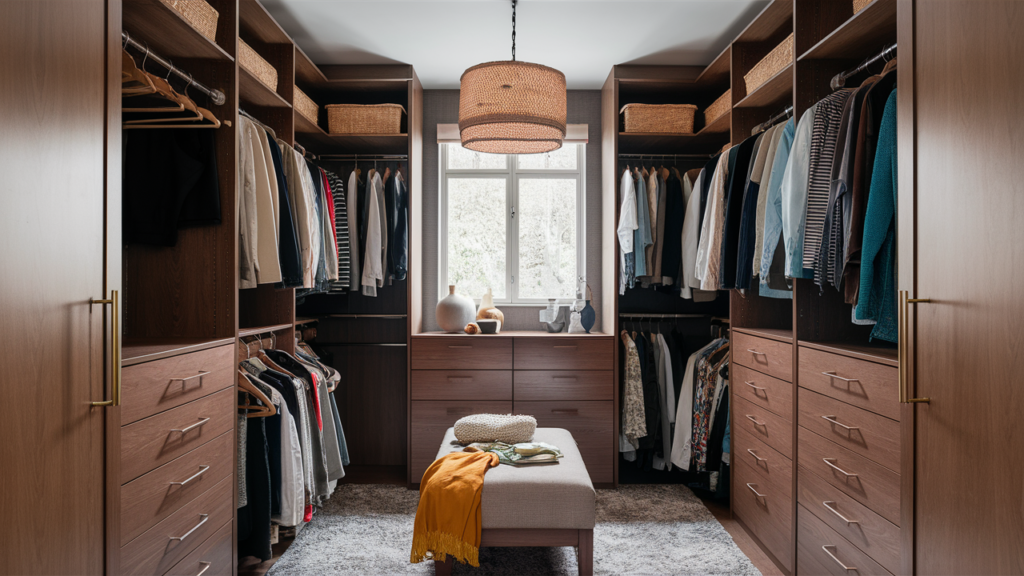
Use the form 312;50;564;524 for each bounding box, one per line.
440;142;585;305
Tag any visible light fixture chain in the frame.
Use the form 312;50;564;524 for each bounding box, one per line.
511;0;517;61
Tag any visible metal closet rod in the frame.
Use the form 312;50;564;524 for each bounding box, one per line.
618;153;712;160
831;43;897;90
753;105;794;135
619;313;712;319
122;31;226;106
317;154;409;161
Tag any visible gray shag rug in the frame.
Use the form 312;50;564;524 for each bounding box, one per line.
267;484;760;576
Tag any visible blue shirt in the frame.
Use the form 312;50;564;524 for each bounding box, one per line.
759;118;795;299
781;104;818;279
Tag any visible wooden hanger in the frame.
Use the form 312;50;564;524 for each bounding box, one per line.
237;370;277;418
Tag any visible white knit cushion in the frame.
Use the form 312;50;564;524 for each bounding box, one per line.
453;414;537;444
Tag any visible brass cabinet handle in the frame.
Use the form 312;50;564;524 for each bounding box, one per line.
899;291;931;404
746;349;767;356
744;381;766;391
172;371;211;385
746;415;766;427
170;514;209;541
90;290;121;407
171;417;211;435
821;415;859;431
746;483;766;499
195;562;212;576
822;501;859;525
822;371;859;383
822;458;858;478
170;465;211;487
821;545;856;571
747;448;766;462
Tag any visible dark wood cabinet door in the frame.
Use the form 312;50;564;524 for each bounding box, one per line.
911;2;1024;574
0;0;111;573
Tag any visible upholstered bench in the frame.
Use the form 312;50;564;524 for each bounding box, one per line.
433;427;596;576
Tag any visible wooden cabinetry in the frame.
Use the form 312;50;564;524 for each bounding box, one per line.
410;333;616;486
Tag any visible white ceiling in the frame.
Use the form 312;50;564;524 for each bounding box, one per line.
260;0;770;90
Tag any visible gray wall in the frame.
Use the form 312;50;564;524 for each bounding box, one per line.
421;89;603;332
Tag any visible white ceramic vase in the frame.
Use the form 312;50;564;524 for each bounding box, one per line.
436;285;476;333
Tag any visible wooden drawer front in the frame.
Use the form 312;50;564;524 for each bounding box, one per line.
732;333;793;381
513;400;613;484
798;465;900;574
410;400;513;482
411;370;512;401
513;338;614;371
799;388;900;471
120;431;233;547
732;364;792;421
797;506;893;576
798;427;900;525
733;456;793;572
733;420;793;502
121;388;235;484
165;520;233;576
733;395;793;459
514;371;614;401
798;347;899;420
411;338;513;370
120;476;233;576
121;344;234;426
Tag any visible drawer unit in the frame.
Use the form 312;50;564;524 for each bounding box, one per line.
798;346;899;420
513;337;614;371
121;344;234;426
732;332;793;381
411;370;512;401
733;456;793;572
119;476;233;576
798;427;900;525
797;506;892;576
733;422;793;503
410;400;513;481
120;388;235;484
514;400;614;484
411;337;513;370
514;371;614;401
732;364;793;421
799;388;900;471
798;465;900;574
165;520;233;576
120;431;234;546
733;395;793;459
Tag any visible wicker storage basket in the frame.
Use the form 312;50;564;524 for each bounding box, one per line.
744;33;794;95
703;90;732;128
326;104;406;134
620;103;698;134
853;0;873;14
160;0;219;42
294;87;319;126
239;39;278;91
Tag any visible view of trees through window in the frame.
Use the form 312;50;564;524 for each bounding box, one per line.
442;143;583;303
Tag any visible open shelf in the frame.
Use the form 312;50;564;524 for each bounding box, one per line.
798;0;897;61
123;0;233;62
239;67;291;109
296;131;409;155
732;326;794;343
798;339;898;367
239;323;294;338
735;0;793;43
617;112;731;155
239;0;292;45
694;46;732;89
294;109;326;136
734;63;794;109
295;45;328;87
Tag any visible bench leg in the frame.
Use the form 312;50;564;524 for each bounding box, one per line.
578;529;593;576
434;557;454;576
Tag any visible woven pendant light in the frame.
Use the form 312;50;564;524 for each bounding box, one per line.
458;0;566;154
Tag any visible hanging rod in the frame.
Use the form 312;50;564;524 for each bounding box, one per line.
753;105;794;135
317;154;409;161
618;153;712;160
328;314;408;319
122;31;226;106
619;313;712;319
831;43;896;90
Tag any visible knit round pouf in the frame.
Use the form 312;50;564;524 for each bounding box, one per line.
453;414;537;444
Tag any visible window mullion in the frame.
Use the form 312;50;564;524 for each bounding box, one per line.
509;155;518;303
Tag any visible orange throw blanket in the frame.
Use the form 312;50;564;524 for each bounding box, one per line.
410;451;499;567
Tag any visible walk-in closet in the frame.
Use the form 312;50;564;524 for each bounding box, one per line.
3;0;1022;575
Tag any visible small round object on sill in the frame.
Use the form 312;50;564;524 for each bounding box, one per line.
464;323;480;335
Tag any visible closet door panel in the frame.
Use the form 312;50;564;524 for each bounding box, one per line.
120;344;235;425
912;2;1024;574
0;1;110;573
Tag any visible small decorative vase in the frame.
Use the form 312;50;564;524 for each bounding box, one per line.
436;285;475;333
580;300;596;333
567;300;586;334
476;288;505;325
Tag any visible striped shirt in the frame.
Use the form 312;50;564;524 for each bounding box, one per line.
325;170;351;292
802;89;853;271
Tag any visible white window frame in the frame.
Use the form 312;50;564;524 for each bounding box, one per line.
438;143;586;306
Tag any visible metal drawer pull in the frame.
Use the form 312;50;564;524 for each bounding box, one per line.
823;458;858;477
554;345;578;348
746;483;766;499
553;376;578;381
172;371;211;384
822;371;859;383
822;545;856;571
196;562;212;576
821;415;859;431
822;501;859;525
746;349;767;356
172;417;211;434
747;449;766;462
447;376;473;381
170;514;209;541
551;409;579;415
448;345;473;349
744;381;766;391
170;465;211;487
746;415;766;427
